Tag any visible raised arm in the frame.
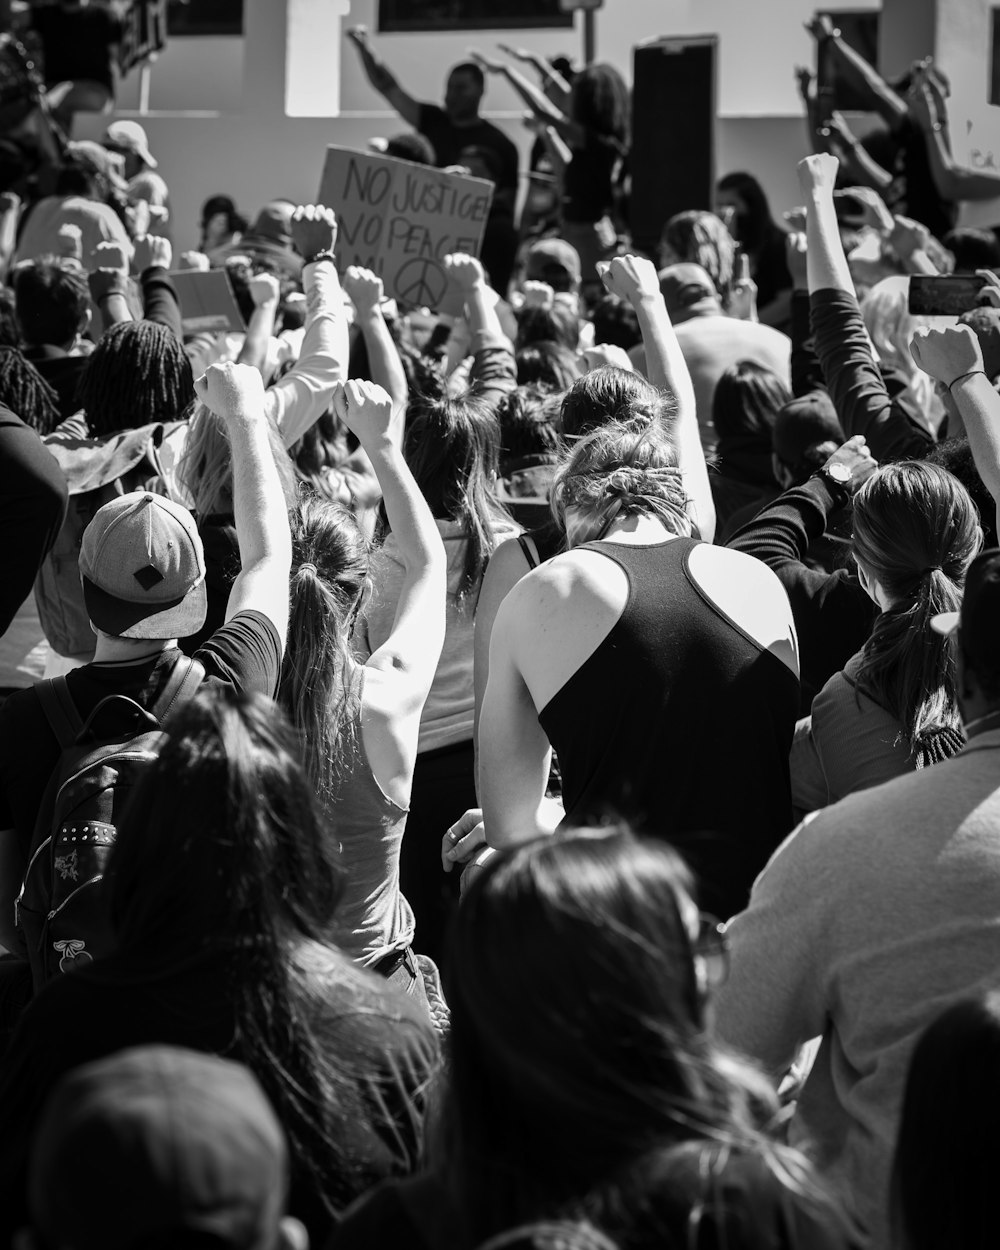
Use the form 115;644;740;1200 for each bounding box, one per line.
598;254;716;542
87;242;133;330
134;235;183;342
445;252;517;412
237;272;281;377
470;50;581;144
265;206;349;447
910;82;1000;203
806;13;908;128
911;325;1000;534
820;113;893;191
343;266;407;428
346;26;421;128
338;380;447;710
194;362;292;650
498;43;573;108
801;155;933;461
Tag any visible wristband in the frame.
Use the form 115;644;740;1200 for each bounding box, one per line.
306;250;336;267
949;370;985;392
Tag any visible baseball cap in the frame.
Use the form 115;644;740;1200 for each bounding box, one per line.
931;549;1000;656
233;200;303;278
79;492;207;640
29;1046;288;1250
657;263;719;318
103;119;158;169
525;238;582;288
958;307;1000;381
773;391;845;466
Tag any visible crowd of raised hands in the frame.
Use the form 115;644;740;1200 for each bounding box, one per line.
4;60;1000;1245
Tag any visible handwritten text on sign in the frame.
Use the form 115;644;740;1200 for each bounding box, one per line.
318;146;494;311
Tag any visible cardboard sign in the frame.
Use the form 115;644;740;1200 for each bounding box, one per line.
168;269;245;335
118;0;168;76
318;146;494;312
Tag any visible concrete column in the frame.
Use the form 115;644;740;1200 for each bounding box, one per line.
243;0;349;119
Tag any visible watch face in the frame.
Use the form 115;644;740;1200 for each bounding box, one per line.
826;463;851;484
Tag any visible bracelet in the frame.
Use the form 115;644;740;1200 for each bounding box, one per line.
949;370;985;392
306;250;336;267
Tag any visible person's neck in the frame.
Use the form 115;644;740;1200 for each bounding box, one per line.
446;112;481;128
92;636;176;664
601;513;680;545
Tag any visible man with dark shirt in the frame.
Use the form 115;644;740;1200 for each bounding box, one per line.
0;361;292;959
349;28;518;207
348;25;519;287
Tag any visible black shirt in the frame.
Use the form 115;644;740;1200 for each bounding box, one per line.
538;537;799;920
22;346;88;422
563;130;624;224
884;116;956;241
31;5;123;93
0;610;281;857
416;103;519;209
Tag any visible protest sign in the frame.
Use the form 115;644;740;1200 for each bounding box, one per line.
318;146;494;311
118;0;168;77
168;269;245;335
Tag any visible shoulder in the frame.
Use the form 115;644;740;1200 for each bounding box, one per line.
507;545;628;612
689;542;793;612
193;610;281;697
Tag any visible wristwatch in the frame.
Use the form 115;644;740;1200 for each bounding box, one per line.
307;250;336;267
816;461;853;497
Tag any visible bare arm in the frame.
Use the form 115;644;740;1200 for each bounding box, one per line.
802;153;854;296
338;381;447;707
347;27;421;128
480;584;560;848
807;15;907;128
598;254;716;542
194;363;292;650
344;267;407;429
820;114;894;191
0;192;19;279
498;43;573;108
237;273;281;377
910;325;1000;533
471;50;582;145
473;537;533;798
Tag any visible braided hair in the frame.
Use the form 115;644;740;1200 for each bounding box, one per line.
553;414;692;547
77;321;195;437
0;345;60;433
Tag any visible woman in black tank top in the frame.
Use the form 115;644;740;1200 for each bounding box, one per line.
476;415;800;919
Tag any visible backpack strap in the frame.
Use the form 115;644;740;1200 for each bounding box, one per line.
151;656;205;725
36;677;85;749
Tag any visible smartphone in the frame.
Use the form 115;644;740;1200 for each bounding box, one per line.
908;274;988;316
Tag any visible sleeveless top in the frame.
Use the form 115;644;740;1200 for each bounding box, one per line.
324;667;415;967
538;537;799;919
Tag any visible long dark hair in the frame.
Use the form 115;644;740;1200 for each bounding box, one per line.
660;211;736;302
106;688;379;1218
717;171;784;255
712;359;790;442
852;462;982;753
404;394;511;598
77;321;195;436
279;495;369;802
569;63;630;147
434;828;833;1247
891;993;1000;1250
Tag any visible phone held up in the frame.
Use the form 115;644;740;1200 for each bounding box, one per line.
908;274;988;317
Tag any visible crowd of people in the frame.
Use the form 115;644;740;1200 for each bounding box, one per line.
2;6;1000;1250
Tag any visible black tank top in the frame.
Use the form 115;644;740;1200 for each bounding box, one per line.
538;537;798;918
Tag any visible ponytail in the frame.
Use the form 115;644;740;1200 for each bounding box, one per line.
856;567;963;753
278;499;368;801
852;463;983;755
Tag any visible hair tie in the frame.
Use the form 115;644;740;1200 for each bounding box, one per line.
298;562;318;577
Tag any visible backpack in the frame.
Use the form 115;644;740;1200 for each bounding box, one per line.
35;419;176;661
16;655;204;992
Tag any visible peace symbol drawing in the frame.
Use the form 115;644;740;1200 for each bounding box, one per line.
393;256;447;309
